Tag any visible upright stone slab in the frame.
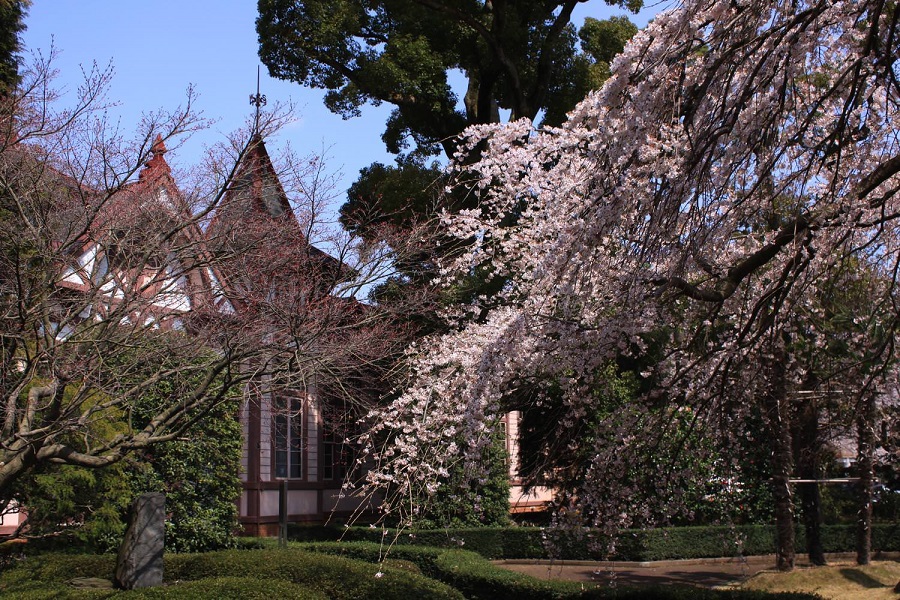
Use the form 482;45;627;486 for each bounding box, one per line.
114;492;165;589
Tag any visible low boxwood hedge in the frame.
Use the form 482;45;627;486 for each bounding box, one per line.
167;549;462;599
0;575;328;600
127;576;328;599
0;543;825;600
300;541;820;600
0;549;463;600
290;522;900;561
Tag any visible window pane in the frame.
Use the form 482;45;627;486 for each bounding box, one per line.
274;412;287;479
274;396;304;479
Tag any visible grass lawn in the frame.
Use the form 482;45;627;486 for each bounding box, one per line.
741;560;900;600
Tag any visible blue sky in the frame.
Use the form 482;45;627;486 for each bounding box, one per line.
21;1;662;202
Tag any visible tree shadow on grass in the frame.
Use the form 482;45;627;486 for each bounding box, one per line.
838;568;887;589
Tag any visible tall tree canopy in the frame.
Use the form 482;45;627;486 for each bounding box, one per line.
0;0;27;94
358;0;900;552
257;0;639;248
258;0;639;159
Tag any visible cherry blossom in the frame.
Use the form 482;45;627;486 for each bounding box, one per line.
359;0;900;538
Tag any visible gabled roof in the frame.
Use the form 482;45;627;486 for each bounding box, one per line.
205;135;353;297
50;135;216;317
207;134;295;230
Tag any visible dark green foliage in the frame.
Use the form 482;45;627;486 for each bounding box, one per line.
301;541;820;600
7;349;242;553
542;15;638;127
516;361;775;529
579;16;639;64
258;0;640;159
292;523;900;561
8;407;241;554
0;0;26;94
341;159;448;239
0;554;115;600
2;552;116;581
128;395;242;553
300;541;446;576
127;577;329;599
0;546;825;600
293;525;519;558
11;461;134;551
164;549;463;599
432;548;595;600
0;550;463;599
119;346;242;553
414;431;510;529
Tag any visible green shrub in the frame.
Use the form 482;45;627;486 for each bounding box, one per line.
299;541;445;577
1;553;116;582
305;522;899;560
7;356;243;555
299;541;820;600
414;431;511;529
0;553;116;599
0;576;329;600
0;549;463;600
126;577;327;599
128;387;243;553
165;549;462;599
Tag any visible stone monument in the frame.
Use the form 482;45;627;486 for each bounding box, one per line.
114;492;165;589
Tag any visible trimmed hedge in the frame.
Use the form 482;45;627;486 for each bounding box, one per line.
0;549;463;600
0;575;327;600
300;541;820;600
127;576;328;599
0;544;824;600
290;522;900;560
166;549;462;599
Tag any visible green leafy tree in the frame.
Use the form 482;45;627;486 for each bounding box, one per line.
259;0;639;159
128;393;242;553
413;430;509;528
11;461;133;551
258;0;641;254
0;0;27;94
516;361;772;530
10;347;243;553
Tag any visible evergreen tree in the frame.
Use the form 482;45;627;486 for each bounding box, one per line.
0;0;26;94
258;0;640;284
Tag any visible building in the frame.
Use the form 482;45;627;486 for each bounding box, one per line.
206;135;369;534
0;128;374;536
2;129;550;539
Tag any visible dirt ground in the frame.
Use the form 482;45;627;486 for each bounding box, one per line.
493;553;900;589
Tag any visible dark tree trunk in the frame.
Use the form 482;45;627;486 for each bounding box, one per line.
763;348;795;571
793;393;826;565
856;391;877;565
798;481;825;565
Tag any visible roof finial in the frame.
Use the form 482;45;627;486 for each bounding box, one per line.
151;134;166;156
249;65;267;134
140;134;171;180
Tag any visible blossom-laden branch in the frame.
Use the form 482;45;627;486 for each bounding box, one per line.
359;0;900;531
